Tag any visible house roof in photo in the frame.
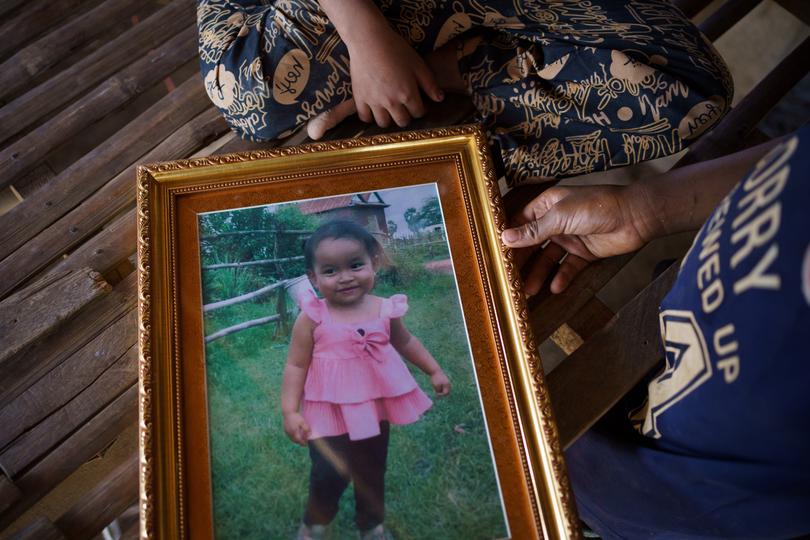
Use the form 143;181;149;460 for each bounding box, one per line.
299;192;389;214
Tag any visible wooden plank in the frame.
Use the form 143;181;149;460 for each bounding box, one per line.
112;505;140;540
699;0;763;41
679;36;810;167
121;518;141;540
37;211;137;287
0;0;90;60
0;76;210;267
0;0;194;146
774;0;810;25
548;263;679;449
0;25;197;188
566;297;615;341
0;267;110;365
0;0;27;19
0;316;136;466
527;254;634;344
10;106;232;307
7;516;65;540
671;0;714;18
12;163;55;198
0;474;21;514
0;108;227;296
0;388;137;530
54;452;138;540
0;0;152;102
0;272;135;410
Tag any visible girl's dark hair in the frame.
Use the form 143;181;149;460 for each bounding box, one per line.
303;219;383;270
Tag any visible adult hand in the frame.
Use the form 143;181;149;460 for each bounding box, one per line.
346;25;444;129
501;185;651;295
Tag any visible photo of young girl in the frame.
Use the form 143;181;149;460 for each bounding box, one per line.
199;184;508;540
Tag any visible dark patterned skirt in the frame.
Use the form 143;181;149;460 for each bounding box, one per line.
197;0;733;185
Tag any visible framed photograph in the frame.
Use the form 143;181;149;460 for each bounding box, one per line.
137;125;579;539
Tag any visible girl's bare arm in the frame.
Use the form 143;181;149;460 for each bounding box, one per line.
281;313;315;444
390;318;450;395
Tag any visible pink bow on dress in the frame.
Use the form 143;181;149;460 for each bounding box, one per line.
350;329;388;363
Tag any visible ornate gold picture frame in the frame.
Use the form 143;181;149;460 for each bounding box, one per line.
137;125;578;539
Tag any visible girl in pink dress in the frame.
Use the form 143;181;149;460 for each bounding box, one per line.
281;219;451;540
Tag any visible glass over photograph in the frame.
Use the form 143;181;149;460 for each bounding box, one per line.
198;183;509;540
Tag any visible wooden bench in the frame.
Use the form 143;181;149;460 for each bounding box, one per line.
0;0;807;537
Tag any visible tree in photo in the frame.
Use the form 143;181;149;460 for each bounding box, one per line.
404;207;421;234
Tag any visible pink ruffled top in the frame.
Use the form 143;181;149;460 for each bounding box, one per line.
298;291;432;441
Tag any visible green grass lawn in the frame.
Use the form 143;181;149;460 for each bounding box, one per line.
203;273;508;540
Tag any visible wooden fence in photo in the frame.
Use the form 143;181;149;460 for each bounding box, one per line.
385;229;449;260
200;227;311;342
202;278;296;343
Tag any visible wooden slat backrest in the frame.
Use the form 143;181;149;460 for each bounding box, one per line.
549;263;680;448
774;0;810;25
699;0;763;41
672;0;715;18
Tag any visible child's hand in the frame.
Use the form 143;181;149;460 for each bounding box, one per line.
430;370;451;397
283;412;311;446
346;25;444;129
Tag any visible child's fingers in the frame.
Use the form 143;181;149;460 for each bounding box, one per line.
299;421;311;445
306;98;357;140
371;105;392;128
356;101;373;123
404;94;425;119
415;61;444;103
389;103;412;128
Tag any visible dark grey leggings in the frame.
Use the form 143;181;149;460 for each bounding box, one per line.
304;421;390;531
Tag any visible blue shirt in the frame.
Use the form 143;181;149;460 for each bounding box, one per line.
566;126;810;539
